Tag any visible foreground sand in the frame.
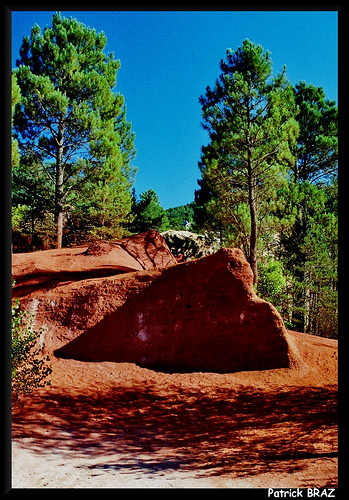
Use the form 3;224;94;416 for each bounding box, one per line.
12;331;337;489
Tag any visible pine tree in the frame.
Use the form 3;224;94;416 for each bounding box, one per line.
197;40;299;283
64;106;138;243
11;74;21;168
278;82;338;332
129;189;170;233
13;12;128;248
293;81;338;183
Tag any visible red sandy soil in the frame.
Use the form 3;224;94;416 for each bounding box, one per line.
11;239;338;489
12;331;337;488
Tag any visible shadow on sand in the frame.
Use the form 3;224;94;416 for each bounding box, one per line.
12;382;337;485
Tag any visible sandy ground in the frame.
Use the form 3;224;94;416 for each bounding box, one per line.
11;331;337;489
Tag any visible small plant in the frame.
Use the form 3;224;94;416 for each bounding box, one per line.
12;283;52;397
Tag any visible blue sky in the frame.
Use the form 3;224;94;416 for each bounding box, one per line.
12;10;338;209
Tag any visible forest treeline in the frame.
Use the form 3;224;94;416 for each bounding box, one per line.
12;14;337;338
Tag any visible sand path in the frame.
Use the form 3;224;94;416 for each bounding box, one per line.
12;332;337;489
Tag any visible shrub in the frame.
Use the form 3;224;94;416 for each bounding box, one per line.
12;285;52;397
258;260;287;303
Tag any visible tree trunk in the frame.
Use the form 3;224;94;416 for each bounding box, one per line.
55;203;63;249
249;182;258;285
247;146;258;285
55;122;65;249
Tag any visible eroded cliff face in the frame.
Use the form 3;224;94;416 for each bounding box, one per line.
12;231;302;373
54;248;302;373
11;231;176;349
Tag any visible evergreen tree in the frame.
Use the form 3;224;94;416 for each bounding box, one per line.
276;179;337;336
165;203;196;231
13;12;130;248
66;156;134;243
64;107;137;244
12;158;54;249
11;74;21;168
292;81;338;183
278;82;338;332
129;189;170;233
115;105;137;180
197;39;299;284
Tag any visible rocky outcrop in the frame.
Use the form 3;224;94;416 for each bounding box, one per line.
161;230;220;261
12;230;177;299
11;231;177;350
21;268;163;350
55;248;303;373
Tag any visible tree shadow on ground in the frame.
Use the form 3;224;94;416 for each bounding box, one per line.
12;383;337;484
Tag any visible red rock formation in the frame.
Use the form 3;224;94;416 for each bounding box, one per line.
54;248;303;373
11;231;176;350
12;230;177;299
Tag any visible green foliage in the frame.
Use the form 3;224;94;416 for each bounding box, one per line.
196;42;337;337
293;81;338;183
12;204;56;252
12;285;52;396
11;28;337;338
196;39;299;283
128;189;170;233
65;158;134;245
12;74;21;167
258;260;286;304
165;203;196;231
268;178;337;337
12;156;56;251
13;12;135;248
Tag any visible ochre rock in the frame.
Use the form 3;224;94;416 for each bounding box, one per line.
54;248;302;373
17;268;163;351
12;230;177;299
11;231;176;350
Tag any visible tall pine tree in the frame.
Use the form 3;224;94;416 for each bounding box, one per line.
13;12;132;248
197;40;299;284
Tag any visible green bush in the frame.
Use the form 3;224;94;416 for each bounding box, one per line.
12;285;52;397
258;260;286;303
